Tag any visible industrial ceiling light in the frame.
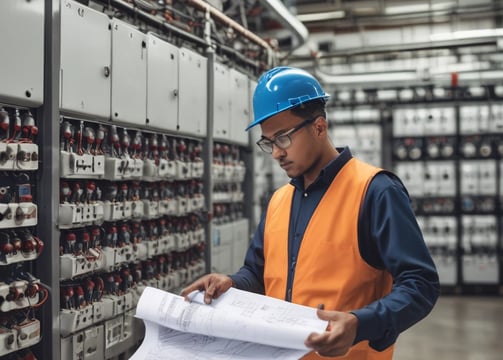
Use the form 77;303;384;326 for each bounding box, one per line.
385;1;454;15
315;70;418;85
430;28;503;41
296;10;346;22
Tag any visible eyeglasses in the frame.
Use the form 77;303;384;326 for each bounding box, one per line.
256;117;317;154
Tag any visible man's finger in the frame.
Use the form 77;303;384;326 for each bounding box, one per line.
204;283;216;304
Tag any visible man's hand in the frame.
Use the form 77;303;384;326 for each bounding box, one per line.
180;273;233;304
304;310;358;357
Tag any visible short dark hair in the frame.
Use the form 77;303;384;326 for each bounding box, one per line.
290;99;327;120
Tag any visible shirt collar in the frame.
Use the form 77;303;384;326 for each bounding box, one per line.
290;146;353;191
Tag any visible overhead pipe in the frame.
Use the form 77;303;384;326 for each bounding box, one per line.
183;0;273;51
314;66;503;88
257;0;310;51
101;0;275;67
107;0;208;47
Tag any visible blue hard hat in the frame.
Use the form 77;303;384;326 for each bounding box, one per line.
246;66;329;130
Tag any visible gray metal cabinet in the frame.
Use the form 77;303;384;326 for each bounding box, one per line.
0;0;44;106
60;0;111;118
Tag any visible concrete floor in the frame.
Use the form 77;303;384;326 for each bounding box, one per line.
394;295;503;359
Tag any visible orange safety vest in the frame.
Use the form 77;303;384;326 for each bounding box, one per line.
264;158;394;360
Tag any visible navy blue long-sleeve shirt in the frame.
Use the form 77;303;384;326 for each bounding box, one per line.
230;147;440;351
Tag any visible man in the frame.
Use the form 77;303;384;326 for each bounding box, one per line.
181;66;439;359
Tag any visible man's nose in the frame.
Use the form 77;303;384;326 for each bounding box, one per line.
271;143;286;159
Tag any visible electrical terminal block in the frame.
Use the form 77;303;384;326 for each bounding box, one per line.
190;160;204;178
158;198;177;216
170;271;182;290
59;273;128;334
60;305;95;337
157;158;170;178
92;301;105;324
14;318;41;350
156;274;171;292
104;293;133;317
130;200;144;219
102;245;134;272
188;230;202;247
0;143;17;170
133;241;148;261
104;316;123;350
186;197;196;213
0;318;41;357
157;234;176;254
146;277;159;289
0;203;37;229
193;227;205;244
0;280;40;312
82;325;105;360
102;201;132;222
129;158;144;179
212;163;225;183
58;202;105;228
100;294;121;318
114;244;134;265
96;297;116;324
60;331;84;360
141;199;159;219
234;163;246;183
15;143;39;171
157;200;167;216
141;159;158;181
175;232;190;252
122;309;136;343
176;196;188;216
188;194;205;213
232;189;245;203
187;230;196;247
223;164;235;182
129;285;144;307
0;251;40;265
158;159;177;179
0;231;44;265
145;239;159;258
60;249;105;280
188;260;206;283
166;273;177;292
175;267;189;287
60;152;105;178
175;160;190;180
104;157;133;180
0;327;17;356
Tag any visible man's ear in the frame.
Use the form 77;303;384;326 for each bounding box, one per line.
314;117;327;135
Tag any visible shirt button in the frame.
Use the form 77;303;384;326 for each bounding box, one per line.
303;192;308;197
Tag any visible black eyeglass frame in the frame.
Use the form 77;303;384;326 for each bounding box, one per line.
255;116;318;154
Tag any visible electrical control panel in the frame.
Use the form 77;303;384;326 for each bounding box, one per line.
329;105;382;167
327;85;503;294
58;118;207;357
393;104;460;286
0;104;46;359
60;0;112;118
0;0;44;106
211;142;249;274
2;0;269;358
391;93;502;292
